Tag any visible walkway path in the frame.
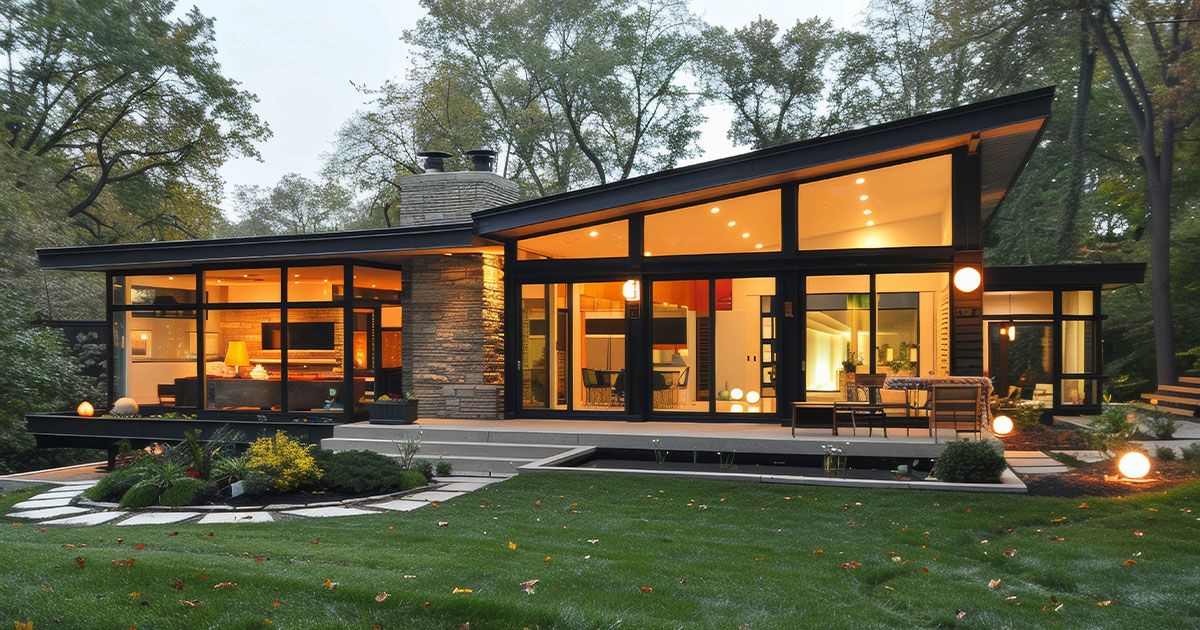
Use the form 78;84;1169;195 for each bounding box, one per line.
6;476;509;527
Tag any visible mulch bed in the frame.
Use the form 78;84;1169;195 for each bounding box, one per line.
1024;460;1198;497
1001;425;1090;451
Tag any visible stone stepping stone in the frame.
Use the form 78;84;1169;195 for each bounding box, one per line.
41;512;125;526
37;489;86;499
1012;465;1069;474
372;499;427;512
117;512;201;526
439;482;491;492
6;506;91;520
404;491;464;502
198;511;273;524
11;497;76;510
282;506;378;518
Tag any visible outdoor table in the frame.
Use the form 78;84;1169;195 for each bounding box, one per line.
884;376;993;423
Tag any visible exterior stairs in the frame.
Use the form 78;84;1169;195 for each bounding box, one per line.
1141;376;1200;417
320;423;575;476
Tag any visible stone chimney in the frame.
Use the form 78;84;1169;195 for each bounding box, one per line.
398;150;511;421
395;149;517;228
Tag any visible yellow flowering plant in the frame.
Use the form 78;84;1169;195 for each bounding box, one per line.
244;430;323;492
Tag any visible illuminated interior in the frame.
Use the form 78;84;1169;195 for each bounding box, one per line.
643;190;781;256
797;155;952;250
517;220;629;260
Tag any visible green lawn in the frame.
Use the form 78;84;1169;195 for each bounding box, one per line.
2;474;1199;629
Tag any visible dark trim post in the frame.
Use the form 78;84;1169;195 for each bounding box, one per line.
950;250;985;375
343;263;354;423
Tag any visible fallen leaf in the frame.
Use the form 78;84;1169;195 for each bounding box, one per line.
956;610;966;619
509;541;517;550
1078;503;1091;509
313;538;320;544
1098;601;1111;606
1003;549;1016;557
129;592;140;597
1133;530;1143;537
921;567;930;573
179;599;202;606
212;582;237;589
135;544;145;550
1123;560;1138;566
544;556;551;563
75;557;85;570
988;579;1001;589
375;592;389;602
323;579;339;590
587;539;599;544
403;575;416;579
272;601;281;607
883;586;895;591
452;588;472;594
169;532;179;536
111;559;136;568
640;587;653;592
172;581;184;591
437;521;449;527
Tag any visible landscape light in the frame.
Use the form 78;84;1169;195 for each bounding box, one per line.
1118;452;1150;479
77;401;94;417
991;415;1013;436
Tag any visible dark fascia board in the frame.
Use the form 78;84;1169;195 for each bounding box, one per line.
984;263;1146;290
37;223;486;271
473;87;1055;238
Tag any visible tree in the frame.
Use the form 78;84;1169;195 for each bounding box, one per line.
1085;0;1199;386
229;174;357;236
0;0;270;241
696;17;863;148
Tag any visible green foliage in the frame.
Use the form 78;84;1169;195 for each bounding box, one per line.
1010;402;1046;432
83;466;141;502
118;480;163;509
435;459;453;478
159;478;218;507
1086;405;1136;458
1181;443;1200;474
212;455;252;484
1142;409;1177;439
244;431;322;493
931;440;1007;483
133;458;191;490
413;458;435;480
177;426;243;480
1154;446;1177;462
393;434;421;470
226;173;358;236
311;449;427;495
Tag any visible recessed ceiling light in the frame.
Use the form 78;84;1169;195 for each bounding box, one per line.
294;273;300;278
216;279;221;283
866;220;875;227
855;177;865;184
863;209;872;215
644;251;653;257
710;207;720;213
859;194;869;201
243;274;248;278
755;243;763;249
742;232;750;238
727;221;736;227
323;279;328;283
371;284;376;288
589;230;599;237
167;276;174;280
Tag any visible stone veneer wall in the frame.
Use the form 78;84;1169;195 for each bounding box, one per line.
395;171;518;227
401;253;505;419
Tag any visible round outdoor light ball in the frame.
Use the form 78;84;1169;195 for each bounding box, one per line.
111;397;139;416
991;414;1013;436
746;390;761;404
730;403;744;413
1118;452;1151;479
77;401;94;417
953;266;982;293
730;388;744;401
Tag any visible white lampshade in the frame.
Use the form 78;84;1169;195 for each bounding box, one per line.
746;390;760;404
730;388;744;401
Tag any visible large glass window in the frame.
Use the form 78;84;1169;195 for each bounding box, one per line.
113;274;196;305
987;322;1053;403
517;220;629;260
1062;290;1094;315
353;266;402;301
875;273;951;379
983;291;1053;315
205;268;281;303
285;307;349;412
651;280;710;412
797;154;952;250
520;284;568;410
806;275;870;399
715;278;775;413
644;190;781;256
113;310;198;408
287;266;344;302
573;282;627;411
204;308;282;410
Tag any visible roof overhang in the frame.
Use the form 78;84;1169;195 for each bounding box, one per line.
984;263;1146;291
36;223;500;272
473;87;1054;239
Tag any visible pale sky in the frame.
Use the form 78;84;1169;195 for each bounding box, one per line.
176;0;868;215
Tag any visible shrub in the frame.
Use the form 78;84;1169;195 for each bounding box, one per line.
83;466;141;502
932;440;1007;483
400;470;428;489
159;478;218;506
413;458;435;479
435;459;453;477
1142;410;1177;439
118;481;162;508
313;449;416;495
244;430;322;492
212;455;252;484
1011;402;1045;431
1181;443;1200;473
1154;446;1177;462
1086;406;1135;458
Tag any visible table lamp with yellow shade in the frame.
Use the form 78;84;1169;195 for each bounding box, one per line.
224;340;250;378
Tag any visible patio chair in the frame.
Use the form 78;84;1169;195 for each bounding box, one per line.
930;383;982;442
157;384;176;406
611;370;625;407
853;373;887;403
582;369;609;407
652;371;673;409
673;366;690;406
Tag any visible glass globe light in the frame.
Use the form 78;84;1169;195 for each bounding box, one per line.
991;415;1013;436
1118;452;1150;479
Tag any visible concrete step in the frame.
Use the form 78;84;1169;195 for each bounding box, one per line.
320;437;569;460
378;452;533;476
1158;384;1200;397
331;422;584;445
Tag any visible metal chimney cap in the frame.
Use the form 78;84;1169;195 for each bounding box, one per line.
464;148;497;172
417;150;453;173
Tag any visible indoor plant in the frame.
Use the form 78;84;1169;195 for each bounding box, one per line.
370;392;419;424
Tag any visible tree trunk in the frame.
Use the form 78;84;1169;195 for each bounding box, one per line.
1148;177;1176;386
1058;13;1095;262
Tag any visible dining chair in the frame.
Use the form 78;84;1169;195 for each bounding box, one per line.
930;383;982;442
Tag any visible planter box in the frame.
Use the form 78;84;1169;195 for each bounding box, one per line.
369;402;418;424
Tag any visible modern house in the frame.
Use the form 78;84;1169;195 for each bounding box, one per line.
30;86;1143;453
